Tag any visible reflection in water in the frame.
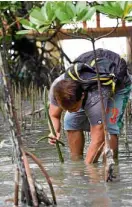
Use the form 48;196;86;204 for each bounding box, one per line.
0;115;132;207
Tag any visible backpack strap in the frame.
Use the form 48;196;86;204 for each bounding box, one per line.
67;63;94;81
67;63;116;93
74;63;86;81
67;67;78;80
102;75;116;93
90;58;99;67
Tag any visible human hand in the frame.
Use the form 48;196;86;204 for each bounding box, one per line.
48;132;61;145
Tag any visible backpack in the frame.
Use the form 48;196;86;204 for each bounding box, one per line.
65;49;130;92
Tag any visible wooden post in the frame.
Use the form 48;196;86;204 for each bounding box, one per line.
126;36;132;74
96;12;100;28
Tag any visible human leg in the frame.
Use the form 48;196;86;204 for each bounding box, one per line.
66;130;85;160
84;87;111;164
64;109;89;160
107;85;131;158
85;124;105;164
109;134;118;159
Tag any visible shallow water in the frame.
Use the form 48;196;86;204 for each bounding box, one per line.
0;111;132;207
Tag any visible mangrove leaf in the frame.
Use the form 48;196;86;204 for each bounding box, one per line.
20;19;36;30
95;1;132;20
29;7;45;26
41;2;56;23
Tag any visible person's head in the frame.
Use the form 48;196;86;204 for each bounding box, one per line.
53;79;85;112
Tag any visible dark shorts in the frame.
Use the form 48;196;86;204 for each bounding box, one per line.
64;85;131;134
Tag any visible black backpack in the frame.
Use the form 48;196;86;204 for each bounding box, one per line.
65;48;130;92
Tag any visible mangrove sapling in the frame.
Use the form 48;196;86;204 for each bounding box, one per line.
0;51;56;206
91;39;116;182
36;136;65;147
0;16;56;206
58;17;118;181
0;35;32;206
43;86;65;163
31;81;36;127
18;82;22;123
65;20;119;181
26;151;57;205
14;167;20;206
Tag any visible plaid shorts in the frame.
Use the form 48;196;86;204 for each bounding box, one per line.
64;85;131;134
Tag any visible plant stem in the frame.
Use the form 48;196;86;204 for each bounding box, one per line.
43;86;64;163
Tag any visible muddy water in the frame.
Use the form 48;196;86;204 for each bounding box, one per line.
0;111;132;207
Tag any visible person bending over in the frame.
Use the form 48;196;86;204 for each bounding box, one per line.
48;48;131;164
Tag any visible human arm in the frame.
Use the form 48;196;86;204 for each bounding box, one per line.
85;124;105;164
48;103;63;145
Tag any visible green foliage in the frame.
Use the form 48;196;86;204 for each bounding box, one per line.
0;1;21;11
18;1;132;35
76;2;95;21
18;3;55;34
41;2;56;23
0;1;21;30
20;19;36;30
16;30;33;35
30;7;45;26
95;1;132;20
54;2;76;23
1;1;132;36
125;16;132;21
18;1;96;34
